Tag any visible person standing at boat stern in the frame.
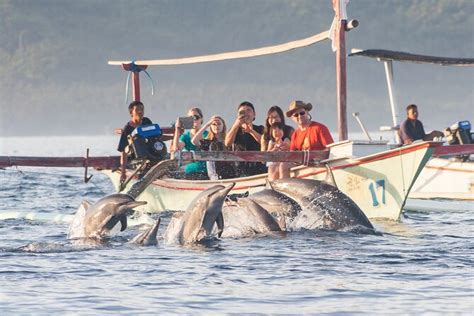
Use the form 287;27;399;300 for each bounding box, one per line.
225;101;267;177
399;104;443;145
171;107;209;180
287;100;334;151
117;101;153;184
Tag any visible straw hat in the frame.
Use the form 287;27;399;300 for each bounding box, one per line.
285;100;313;117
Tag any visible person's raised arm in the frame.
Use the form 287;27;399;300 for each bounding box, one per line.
260;134;268;151
192;119;212;145
243;124;262;143
399;121;414;144
225;115;244;147
171;117;185;153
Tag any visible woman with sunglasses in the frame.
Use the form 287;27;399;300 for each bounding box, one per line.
286;100;334;151
171;107;208;180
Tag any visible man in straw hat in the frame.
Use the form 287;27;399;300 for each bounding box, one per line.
286;100;334;151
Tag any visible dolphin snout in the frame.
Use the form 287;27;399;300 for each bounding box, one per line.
124;200;148;209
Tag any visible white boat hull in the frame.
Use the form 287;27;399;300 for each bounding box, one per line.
409;157;474;200
103;142;435;221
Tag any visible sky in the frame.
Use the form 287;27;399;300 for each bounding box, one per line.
0;0;472;138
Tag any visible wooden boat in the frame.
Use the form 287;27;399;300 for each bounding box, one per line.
350;49;474;200
103;140;443;221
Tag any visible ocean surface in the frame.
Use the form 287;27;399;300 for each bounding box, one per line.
0;136;473;314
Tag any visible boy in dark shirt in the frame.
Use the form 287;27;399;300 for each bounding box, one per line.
117;101;152;183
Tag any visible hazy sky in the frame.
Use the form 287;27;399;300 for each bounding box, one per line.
0;0;472;137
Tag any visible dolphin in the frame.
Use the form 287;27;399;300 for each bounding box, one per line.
220;198;282;238
248;188;301;217
68;159;175;241
130;218;161;246
270;178;375;232
81;193;147;239
164;183;235;244
247;188;302;229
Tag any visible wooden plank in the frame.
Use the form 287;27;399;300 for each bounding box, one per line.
0;156;120;169
179;150;329;164
0;150;329;170
432;144;474;157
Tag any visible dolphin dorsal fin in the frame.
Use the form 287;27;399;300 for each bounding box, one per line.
81;200;92;211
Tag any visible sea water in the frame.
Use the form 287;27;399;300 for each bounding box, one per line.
0;136;473;314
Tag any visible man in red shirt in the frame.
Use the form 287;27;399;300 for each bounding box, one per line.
286;100;334;151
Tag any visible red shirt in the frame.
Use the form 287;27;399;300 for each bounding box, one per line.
290;121;334;151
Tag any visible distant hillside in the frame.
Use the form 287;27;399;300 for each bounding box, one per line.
0;0;472;136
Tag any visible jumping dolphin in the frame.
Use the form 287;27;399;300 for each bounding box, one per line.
270;178;375;232
130;218;161;246
164;183;235;244
81;193;147;239
220;198;282;238
69;159;175;240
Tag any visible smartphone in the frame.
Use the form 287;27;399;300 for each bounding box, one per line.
178;116;194;129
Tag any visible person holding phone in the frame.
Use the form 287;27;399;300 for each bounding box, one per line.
117;101;153;184
191;115;235;180
171;107;208;180
286;100;333;151
225;101;267;177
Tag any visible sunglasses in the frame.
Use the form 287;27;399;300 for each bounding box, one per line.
292;111;306;118
191;114;202;120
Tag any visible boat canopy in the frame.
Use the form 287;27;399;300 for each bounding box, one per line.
349;49;474;66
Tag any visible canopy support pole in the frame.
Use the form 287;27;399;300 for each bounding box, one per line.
132;71;141;101
121;63;148;102
382;60;401;143
335;0;348;141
